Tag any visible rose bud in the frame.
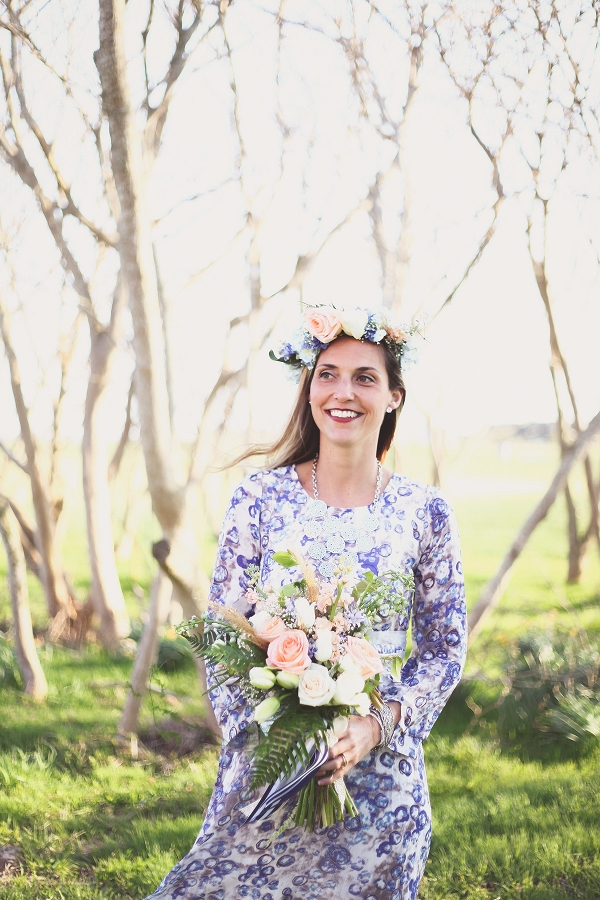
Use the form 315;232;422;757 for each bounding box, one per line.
249;667;277;690
275;671;300;689
254;696;281;724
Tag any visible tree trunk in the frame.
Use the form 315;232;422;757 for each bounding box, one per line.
0;495;48;700
564;482;582;583
83;285;131;648
96;0;216;734
469;408;600;637
0;296;75;623
118;570;172;736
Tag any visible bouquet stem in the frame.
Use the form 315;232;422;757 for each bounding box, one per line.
294;779;358;831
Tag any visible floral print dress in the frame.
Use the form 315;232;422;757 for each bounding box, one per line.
146;466;467;900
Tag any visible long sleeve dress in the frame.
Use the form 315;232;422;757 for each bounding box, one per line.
146;465;467;900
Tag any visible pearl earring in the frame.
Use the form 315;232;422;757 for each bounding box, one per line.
386;406;393;413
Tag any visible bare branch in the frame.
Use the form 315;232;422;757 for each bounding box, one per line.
144;1;213;161
108;375;134;482
0;437;28;472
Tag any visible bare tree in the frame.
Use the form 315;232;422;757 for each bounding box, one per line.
0;290;77;629
469;410;600;636
0;493;47;699
434;0;600;582
0;5;131;645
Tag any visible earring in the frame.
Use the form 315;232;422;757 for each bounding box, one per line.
386;406;393;414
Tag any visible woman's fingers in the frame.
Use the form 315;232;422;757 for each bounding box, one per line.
317;753;351;785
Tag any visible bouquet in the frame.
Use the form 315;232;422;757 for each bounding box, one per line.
178;549;414;831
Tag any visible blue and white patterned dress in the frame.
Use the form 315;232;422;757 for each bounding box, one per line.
146;466;467;900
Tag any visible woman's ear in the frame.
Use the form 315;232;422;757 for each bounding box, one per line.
389;389;403;410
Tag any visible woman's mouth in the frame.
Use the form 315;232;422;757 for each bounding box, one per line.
325;409;362;421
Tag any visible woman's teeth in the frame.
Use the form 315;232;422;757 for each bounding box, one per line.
329;410;359;419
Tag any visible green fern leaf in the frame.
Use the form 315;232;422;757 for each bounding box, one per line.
249;707;330;789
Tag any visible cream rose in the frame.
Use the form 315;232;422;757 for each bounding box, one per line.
304;307;342;344
350;691;370;716
294;596;316;630
249;610;270;630
340;308;368;340
332;714;349;737
298;664;336;707
314;630;333;663
333;670;365;705
345;636;384;679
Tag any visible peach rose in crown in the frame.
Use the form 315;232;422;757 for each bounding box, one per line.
304;307;342;344
267;629;311;674
344;635;384;679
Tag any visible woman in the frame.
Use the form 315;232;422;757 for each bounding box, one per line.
146;306;467;900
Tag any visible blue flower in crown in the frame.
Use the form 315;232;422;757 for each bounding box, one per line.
270;305;425;381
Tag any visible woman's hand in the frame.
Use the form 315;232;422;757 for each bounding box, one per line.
315;714;380;785
315;702;401;785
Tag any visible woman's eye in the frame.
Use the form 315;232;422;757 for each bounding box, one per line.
319;371;333;379
357;375;374;383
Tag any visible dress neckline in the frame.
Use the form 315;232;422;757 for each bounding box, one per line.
290;464;399;512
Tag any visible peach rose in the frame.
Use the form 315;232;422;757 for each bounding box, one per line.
387;327;409;342
304;307;342;344
254;615;287;642
345;635;384;679
267;629;311;674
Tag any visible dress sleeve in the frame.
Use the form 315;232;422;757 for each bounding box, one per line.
379;489;467;753
205;472;264;744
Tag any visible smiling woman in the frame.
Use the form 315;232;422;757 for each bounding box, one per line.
145;305;467;900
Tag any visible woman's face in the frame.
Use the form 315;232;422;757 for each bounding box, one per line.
308;336;403;453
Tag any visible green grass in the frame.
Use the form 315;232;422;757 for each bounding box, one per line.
421;736;600;900
1;436;600;897
1;658;600;899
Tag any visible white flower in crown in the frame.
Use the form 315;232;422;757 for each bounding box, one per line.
339;308;369;340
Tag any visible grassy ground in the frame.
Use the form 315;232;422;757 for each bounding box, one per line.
1;436;600;898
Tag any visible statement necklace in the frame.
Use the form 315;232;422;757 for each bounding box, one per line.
303;455;382;578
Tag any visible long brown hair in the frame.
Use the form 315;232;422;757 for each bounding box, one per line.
234;338;406;468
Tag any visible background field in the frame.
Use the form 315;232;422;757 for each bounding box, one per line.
1;435;600;900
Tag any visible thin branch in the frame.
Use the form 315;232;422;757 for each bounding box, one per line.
144;1;211;161
0;437;28;472
108;375;134;482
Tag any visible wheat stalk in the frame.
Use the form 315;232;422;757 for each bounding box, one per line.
206;600;270;650
287;548;319;604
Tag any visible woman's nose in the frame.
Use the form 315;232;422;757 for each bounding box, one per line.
334;377;354;400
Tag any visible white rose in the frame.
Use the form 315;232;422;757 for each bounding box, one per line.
333;670;365;705
294;596;316;630
314;630;333;663
332;715;349;737
248;667;277;690
249;610;272;630
339;653;361;674
298;664;336;707
340;309;369;340
351;692;371;716
373;328;387;342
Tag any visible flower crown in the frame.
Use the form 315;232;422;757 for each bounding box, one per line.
270;305;425;382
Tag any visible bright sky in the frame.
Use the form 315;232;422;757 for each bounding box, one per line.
0;0;599;451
